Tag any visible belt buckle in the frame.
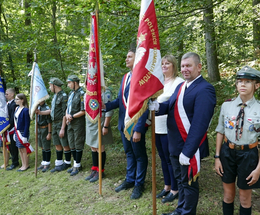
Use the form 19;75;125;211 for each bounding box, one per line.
235;144;242;150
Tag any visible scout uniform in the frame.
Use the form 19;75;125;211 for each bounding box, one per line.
85;87;114;182
37;102;52;172
66;75;85;176
49;78;71;172
215;66;260;215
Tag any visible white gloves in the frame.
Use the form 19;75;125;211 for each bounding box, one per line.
179;152;190;165
148;100;159;111
21;137;28;143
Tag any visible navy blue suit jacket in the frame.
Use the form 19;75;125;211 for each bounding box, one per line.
15;107;30;138
8;100;18;130
158;76;216;159
106;73;148;134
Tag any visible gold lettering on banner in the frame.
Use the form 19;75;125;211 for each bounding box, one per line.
144;18;157;45
139;48;158;86
0;120;7;125
139;72;152;86
150;48;157;73
86;90;97;96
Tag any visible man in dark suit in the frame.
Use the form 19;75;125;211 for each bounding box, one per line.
104;49;149;199
153;52;216;215
6;88;19;170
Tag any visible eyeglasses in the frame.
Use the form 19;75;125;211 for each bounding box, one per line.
237;80;254;86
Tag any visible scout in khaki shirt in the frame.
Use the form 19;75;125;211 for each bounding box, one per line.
215;66;260;215
65;75;85;176
36;101;52;172
36;78;72;172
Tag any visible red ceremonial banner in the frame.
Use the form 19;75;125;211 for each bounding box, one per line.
85;13;103;123
124;0;164;140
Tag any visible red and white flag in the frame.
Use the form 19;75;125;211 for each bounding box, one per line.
85;13;105;123
124;0;164;140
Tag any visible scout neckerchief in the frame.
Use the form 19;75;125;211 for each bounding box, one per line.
14;107;34;154
174;81;207;185
235;103;247;141
51;94;57;120
121;72;131;109
67;91;75;114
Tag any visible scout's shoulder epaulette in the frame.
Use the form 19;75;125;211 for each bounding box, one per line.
225;97;235;102
79;89;85;95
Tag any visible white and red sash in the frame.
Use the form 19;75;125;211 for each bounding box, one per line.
14;108;34;155
174;82;206;185
121;72;131;109
121;72;151;127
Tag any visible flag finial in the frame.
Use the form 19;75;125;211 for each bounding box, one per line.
33;48;37;62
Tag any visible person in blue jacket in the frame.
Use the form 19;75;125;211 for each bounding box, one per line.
103;48;149;199
14;93;31;172
151;52;216;215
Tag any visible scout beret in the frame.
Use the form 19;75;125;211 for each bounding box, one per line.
67;75;80;82
236;66;260;81
49;77;64;87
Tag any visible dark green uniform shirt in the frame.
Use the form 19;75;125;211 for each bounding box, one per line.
51;90;67;121
38;103;51;126
67;87;85;115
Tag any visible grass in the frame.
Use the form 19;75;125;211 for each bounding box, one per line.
1;71;260;214
1;125;260;215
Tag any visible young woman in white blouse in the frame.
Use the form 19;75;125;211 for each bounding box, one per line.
155;55;184;203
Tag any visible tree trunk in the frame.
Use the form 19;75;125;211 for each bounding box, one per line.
177;39;183;71
253;0;260;55
203;0;220;82
25;0;33;66
51;1;66;81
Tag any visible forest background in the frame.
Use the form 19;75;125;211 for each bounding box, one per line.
0;0;260;214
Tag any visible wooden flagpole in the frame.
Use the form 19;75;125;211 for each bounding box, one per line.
35;113;38;177
151;110;157;215
33;49;38;178
95;2;102;195
98;117;102;195
3;133;7;170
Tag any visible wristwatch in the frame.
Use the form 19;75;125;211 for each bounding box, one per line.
214;155;220;159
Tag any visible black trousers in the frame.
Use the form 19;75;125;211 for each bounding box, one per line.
9;134;19;166
170;155;199;215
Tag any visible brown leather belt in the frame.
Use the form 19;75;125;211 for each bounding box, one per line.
224;136;258;150
39;125;48;129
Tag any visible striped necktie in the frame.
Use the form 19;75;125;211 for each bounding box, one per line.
235;103;247;141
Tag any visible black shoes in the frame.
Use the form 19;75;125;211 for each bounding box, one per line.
162;192;179;203
89;172;105;183
50;163;71;173
130;185;145;199
156;189;170;198
17;166;30;172
85;170;97;181
6;164;19;171
70;166;82;176
162;211;180;215
42;165;50;172
115;180;135;193
37;165;44;170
